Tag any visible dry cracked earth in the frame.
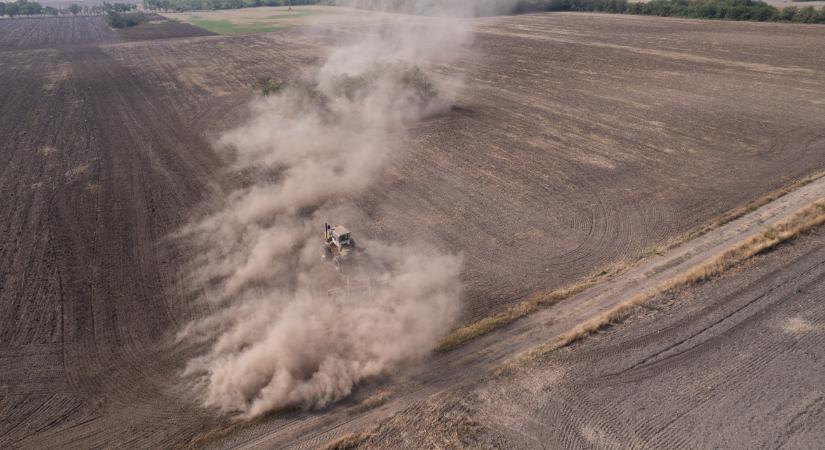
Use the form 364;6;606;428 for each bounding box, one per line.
2;11;825;449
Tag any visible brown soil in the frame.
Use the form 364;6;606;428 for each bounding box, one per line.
0;16;214;51
2;11;825;449
373;13;825;321
118;14;215;42
216;168;825;449
360;228;825;449
0;16;119;50
0;20;223;449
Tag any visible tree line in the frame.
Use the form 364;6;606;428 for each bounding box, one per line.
0;0;56;17
0;0;120;17
0;1;151;29
142;0;321;12
99;2;148;28
514;0;825;23
4;0;821;24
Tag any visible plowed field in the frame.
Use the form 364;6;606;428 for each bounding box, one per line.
2;11;825;448
361;228;825;449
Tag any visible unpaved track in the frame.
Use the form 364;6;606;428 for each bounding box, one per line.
215;174;825;449
3;13;825;449
358;13;825;320
362;228;825;449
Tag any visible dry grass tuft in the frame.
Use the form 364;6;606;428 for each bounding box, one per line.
319;431;374;450
176;391;390;449
349;390;393;415
65;164;89;180
671;200;825;287
176;409;291;450
85;182;103;194
437;172;825;353
39;146;58;156
435;262;628;352
501;199;825;372
176;423;242;450
653;171;825;255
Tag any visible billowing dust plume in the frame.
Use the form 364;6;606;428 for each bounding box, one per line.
180;1;513;418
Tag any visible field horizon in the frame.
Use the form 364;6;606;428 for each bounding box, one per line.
2;8;825;449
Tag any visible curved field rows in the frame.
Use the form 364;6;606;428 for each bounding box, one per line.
211;169;825;449
357;14;825;320
370;229;825;449
1;12;825;448
0;17;119;50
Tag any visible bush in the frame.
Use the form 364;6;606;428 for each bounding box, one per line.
107;11;147;28
259;77;283;96
513;0;824;24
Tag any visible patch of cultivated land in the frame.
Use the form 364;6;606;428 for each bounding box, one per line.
0;16;119;50
360;226;825;449
0;15;214;50
216;169;825;449
372;13;825;320
118;14;215;41
164;5;377;34
2;11;825;448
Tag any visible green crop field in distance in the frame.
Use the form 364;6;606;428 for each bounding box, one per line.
185;16;289;34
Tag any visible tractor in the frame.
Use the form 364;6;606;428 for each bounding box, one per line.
321;223;358;273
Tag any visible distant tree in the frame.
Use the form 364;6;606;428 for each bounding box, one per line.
259;77;283;96
779;6;798;20
6;2;20;17
44;5;58;15
106;9;146;27
103;1;136;12
0;3;5;17
19;0;44;16
794;5;820;22
68;3;81;15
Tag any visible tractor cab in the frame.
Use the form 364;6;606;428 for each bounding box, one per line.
330;226;352;249
322;224;358;273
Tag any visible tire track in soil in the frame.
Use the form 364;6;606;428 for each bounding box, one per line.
379;231;825;450
4;13;825;448
1;34;223;447
506;237;825;449
221;173;825;450
50;44;222;428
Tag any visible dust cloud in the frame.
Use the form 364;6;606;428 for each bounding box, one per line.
180;0;515;418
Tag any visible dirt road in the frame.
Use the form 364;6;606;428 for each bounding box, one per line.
213;164;825;449
361;223;825;449
3;13;825;448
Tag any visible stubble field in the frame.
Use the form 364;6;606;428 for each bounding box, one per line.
2;9;825;448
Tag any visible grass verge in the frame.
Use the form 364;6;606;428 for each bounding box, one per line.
177;390;388;449
319;431;375;450
436;171;825;353
501;198;825;372
653;170;825;255
176;422;243;450
435;262;628;352
175;407;293;450
187;17;289;34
